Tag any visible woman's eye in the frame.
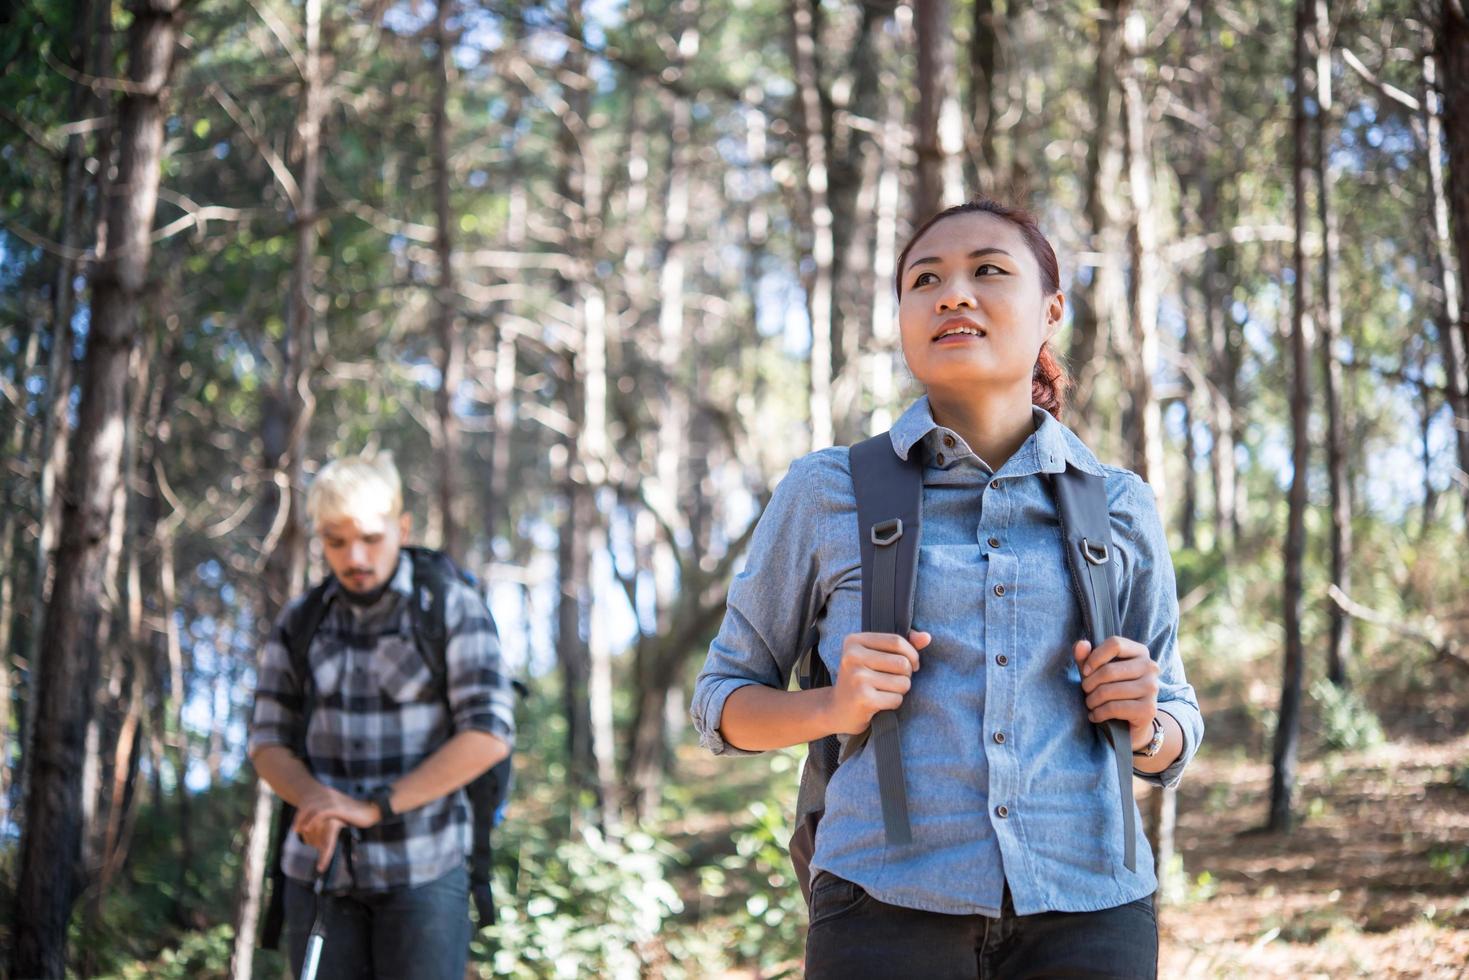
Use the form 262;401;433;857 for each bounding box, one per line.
912;271;937;288
975;263;1003;276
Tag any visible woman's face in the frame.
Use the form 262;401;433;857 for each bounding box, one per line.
897;211;1064;398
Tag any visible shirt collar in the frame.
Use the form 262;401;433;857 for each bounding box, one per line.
886;394;1105;477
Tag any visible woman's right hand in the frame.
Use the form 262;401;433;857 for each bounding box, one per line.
826;630;931;735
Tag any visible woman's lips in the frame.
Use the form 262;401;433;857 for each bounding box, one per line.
932;317;987;343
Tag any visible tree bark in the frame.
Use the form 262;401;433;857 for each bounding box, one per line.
1312;0;1351;687
791;0;834;451
431;0;464;561
10;0;181;973
1070;0;1128;430
1268;0;1313;835
1121;10;1164;494
913;0;964;220
1429;7;1469;515
232;1;324;973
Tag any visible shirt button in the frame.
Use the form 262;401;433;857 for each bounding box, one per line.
996;804;1010;818
994;584;1006;597
988;537;1001;549
994;731;1006;744
991;479;1003;490
943;435;955;448
996;654;1009;666
936;452;946;465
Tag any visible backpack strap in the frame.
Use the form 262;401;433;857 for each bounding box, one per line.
259;579;334;951
849;433;924;848
403;546;511;931
1050;467;1137;873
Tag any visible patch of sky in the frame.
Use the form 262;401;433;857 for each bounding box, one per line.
755;267;811;355
213;141;230;160
764;76;795;99
382;3;434;36
468;169;489;188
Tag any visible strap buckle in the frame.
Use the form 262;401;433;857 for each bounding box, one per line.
871;518;903;547
1081;538;1110;565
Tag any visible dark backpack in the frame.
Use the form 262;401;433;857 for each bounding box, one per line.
259;545;520;949
787;432;1138;902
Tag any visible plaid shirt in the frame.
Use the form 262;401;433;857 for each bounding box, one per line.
249;550;516;891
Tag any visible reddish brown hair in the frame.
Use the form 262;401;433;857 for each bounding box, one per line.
895;199;1071;421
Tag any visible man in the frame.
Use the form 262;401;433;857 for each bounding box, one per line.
249;451;515;979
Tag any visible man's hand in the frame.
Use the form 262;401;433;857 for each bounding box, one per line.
293;785;380;872
826;630;931;736
1073;637;1160;749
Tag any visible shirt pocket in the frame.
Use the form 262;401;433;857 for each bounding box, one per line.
372;633;436;704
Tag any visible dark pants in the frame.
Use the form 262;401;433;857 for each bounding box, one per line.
285;865;470;980
805;873;1158;980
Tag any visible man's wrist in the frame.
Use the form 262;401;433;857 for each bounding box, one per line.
371;786;398;824
1131;714;1164;756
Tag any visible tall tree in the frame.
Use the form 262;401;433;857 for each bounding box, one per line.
790;0;835;450
431;0;465;562
1269;0;1314;835
913;0;964;219
1313;0;1351;686
10;0;182;973
231;0;327;971
1435;0;1469;514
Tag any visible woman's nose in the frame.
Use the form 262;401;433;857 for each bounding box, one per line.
936;287;976;312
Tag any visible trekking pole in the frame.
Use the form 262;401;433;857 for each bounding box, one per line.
300;829;348;980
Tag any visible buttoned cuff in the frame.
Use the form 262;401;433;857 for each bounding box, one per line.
691;677;764;756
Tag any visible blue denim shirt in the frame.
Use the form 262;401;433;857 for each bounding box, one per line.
691;396;1203;916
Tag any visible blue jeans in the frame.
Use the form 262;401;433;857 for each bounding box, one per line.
285;864;471;980
805;873;1158;980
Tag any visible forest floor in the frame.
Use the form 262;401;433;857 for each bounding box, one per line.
670;722;1469;978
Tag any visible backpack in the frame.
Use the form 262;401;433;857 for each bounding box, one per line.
787;432;1138;902
259;546;521;949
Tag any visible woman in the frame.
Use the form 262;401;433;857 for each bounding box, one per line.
691;199;1203;979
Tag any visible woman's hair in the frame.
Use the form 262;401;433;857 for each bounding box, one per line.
895;199;1071;421
307;451;403;527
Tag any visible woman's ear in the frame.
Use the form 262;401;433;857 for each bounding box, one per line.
1044;291;1066;341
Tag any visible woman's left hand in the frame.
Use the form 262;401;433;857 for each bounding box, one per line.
1073;637;1160;751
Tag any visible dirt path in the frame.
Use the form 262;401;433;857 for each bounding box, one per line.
1158;736;1469;978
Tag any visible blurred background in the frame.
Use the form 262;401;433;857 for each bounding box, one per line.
1;0;1467;976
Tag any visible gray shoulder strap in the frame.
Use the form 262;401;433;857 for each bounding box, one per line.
1051;466;1137;873
850;433;923;847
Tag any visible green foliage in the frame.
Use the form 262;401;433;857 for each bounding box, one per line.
1156;853;1218;906
482;824;685;979
1309;678;1384;754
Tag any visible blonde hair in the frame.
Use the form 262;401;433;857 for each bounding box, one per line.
307;451;403;526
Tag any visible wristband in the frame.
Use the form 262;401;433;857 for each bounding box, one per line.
372;786;397;823
1132;715;1165;758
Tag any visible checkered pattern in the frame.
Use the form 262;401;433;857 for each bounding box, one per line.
250;551;516;890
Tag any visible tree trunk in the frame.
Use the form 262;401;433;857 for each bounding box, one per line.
1429;8;1469;515
1268;0;1313;835
232;1;323;972
1070;0;1128;430
1121;9;1164;494
869;84;905;432
431;0;464;561
10;1;181;972
913;0;964;219
791;0;834;450
1313;0;1350;686
18;0;102;827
